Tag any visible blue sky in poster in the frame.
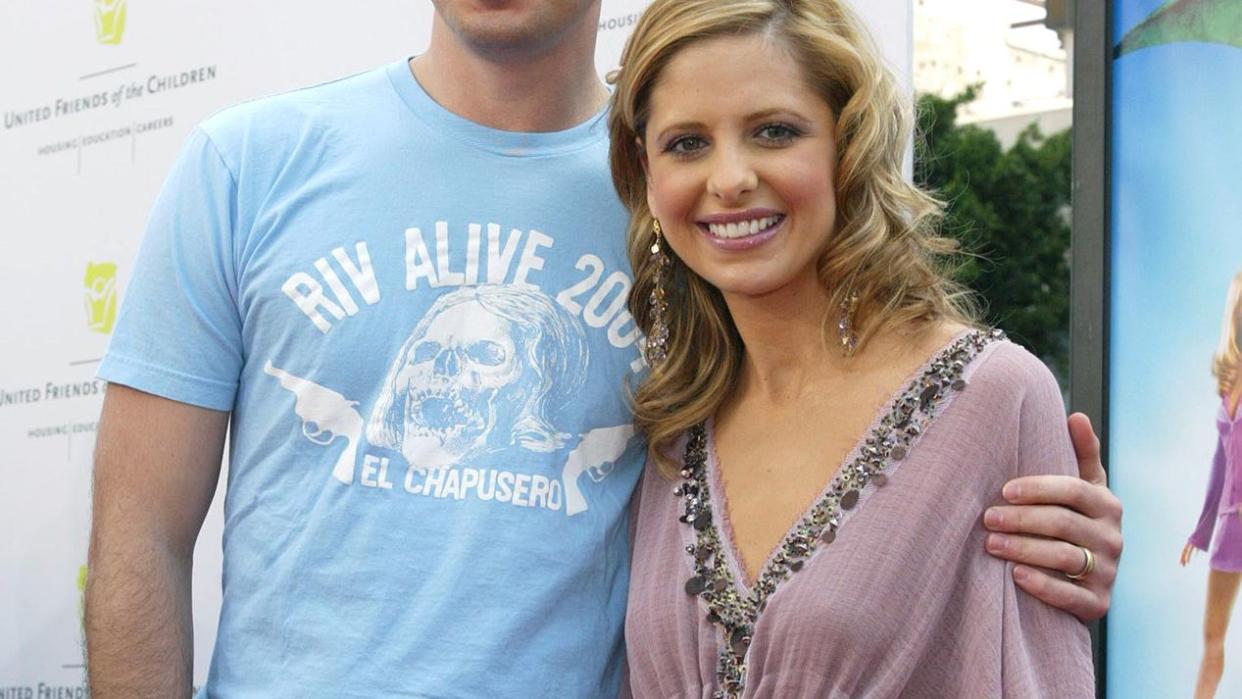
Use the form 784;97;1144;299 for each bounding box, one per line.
1108;4;1242;697
1115;0;1173;37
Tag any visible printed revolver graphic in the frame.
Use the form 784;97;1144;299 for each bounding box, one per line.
265;362;365;485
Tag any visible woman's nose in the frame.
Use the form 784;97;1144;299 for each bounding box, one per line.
706;145;758;204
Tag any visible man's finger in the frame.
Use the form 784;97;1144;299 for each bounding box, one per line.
986;533;1100;577
984;504;1083;541
984;504;1123;562
984;499;1124;587
1003;475;1092;508
1068;412;1106;487
1000;475;1123;523
1012;565;1108;623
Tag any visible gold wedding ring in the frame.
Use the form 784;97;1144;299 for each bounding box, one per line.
1065;545;1096;581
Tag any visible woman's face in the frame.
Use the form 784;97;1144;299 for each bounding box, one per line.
642;33;838;302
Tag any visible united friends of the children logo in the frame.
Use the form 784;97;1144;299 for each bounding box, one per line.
84;261;118;334
94;0;127;45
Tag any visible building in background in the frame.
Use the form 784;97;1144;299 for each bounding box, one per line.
914;0;1072;146
912;0;1077;388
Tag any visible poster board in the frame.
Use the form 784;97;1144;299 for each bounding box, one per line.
1106;0;1242;696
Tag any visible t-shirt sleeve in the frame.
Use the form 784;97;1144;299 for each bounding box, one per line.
999;350;1095;697
97;127;243;411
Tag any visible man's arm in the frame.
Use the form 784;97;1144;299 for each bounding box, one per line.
984;412;1124;622
86;383;228;698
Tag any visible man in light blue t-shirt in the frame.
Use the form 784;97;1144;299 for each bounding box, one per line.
84;2;1123;697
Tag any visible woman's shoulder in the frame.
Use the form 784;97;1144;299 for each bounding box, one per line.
963;332;1063;404
921;330;1067;447
939;332;1073;478
904;321;1058;396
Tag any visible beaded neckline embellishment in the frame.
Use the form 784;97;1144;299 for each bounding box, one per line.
676;329;1003;699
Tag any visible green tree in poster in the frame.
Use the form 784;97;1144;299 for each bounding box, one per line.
915;88;1072;383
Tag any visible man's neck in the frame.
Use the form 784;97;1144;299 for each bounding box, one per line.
411;13;609;133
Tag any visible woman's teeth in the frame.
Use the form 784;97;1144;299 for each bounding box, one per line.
706;215;781;239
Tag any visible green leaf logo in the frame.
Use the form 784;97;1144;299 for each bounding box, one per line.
77;564;88;632
85;261;118;334
94;0;127;46
1116;0;1242;56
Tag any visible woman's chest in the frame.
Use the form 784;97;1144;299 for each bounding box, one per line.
626;444;1002;695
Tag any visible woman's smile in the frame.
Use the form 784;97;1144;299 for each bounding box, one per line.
698;210;786;250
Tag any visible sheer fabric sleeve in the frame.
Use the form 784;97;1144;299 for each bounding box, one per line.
1000;353;1095;697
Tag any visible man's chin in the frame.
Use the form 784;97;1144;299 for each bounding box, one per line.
461;25;557;57
435;0;591;58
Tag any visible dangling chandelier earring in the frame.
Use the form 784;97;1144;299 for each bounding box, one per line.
645;219;672;367
838;290;860;357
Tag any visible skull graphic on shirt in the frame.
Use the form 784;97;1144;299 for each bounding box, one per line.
367;285;590;470
396;300;533;467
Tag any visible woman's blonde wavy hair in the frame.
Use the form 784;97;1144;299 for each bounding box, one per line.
1213;271;1242;397
608;0;977;475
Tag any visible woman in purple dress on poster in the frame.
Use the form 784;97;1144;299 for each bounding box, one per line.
1181;270;1242;699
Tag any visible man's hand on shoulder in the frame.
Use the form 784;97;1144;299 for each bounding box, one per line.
983;413;1123;623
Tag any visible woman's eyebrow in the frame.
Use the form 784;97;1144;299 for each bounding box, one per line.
652;120;706;143
654;108;812;136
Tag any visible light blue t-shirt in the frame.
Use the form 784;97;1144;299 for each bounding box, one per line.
99;59;646;698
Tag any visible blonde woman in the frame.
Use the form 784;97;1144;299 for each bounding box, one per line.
609;0;1095;695
1180;271;1242;699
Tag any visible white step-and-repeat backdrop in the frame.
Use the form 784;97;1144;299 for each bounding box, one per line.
0;1;909;693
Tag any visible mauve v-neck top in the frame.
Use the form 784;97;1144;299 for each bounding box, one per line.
624;340;1095;698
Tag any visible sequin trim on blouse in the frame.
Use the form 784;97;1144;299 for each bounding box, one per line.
676;329;1003;698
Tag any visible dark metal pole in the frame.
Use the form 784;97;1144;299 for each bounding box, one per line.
1069;0;1111;696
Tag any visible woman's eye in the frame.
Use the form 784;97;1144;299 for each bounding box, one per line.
665;135;706;155
756;123;800;142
